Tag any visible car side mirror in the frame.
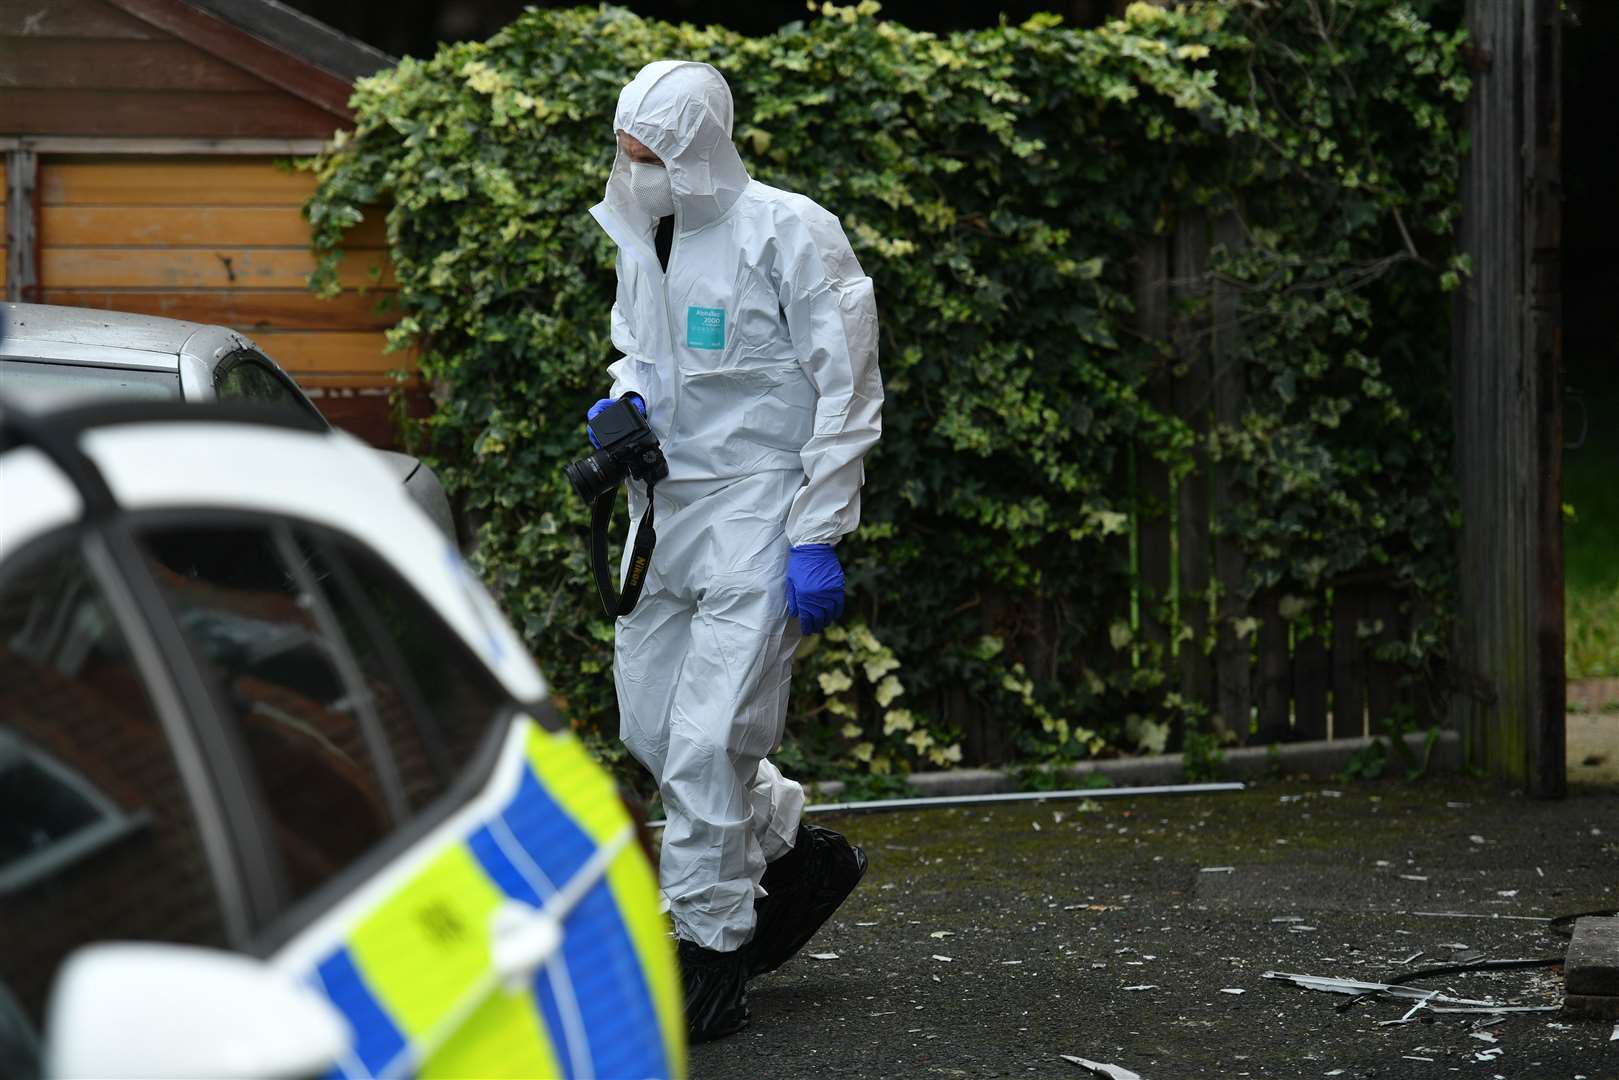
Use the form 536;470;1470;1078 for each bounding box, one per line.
43;943;349;1079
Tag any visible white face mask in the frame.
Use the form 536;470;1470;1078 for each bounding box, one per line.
628;161;675;218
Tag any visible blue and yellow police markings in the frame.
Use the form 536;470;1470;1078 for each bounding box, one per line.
276;717;685;1080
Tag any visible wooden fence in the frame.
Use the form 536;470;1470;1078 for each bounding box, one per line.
1130;209;1418;749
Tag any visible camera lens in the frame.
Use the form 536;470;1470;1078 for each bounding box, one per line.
565;447;623;502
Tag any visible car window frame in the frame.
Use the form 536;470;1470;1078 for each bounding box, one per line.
113;505;558;946
128;510;412;915
211;350;325;425
0;357;182;406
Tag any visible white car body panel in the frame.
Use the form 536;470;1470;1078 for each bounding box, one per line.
0;448;86;557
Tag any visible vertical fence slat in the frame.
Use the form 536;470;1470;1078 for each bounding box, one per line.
1364;586;1400;734
1293;622;1329;740
1135;236;1174;677
1331;586;1367;738
1172;211;1213;718
1254;590;1291;742
1210;210;1249;741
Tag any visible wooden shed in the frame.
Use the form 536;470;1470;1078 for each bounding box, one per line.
1;0;415;445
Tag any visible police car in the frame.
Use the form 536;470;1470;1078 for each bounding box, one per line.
0;401;684;1079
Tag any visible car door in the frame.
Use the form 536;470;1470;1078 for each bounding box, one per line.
124;513;684;1079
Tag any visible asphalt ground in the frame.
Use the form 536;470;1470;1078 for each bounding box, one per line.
688;778;1618;1079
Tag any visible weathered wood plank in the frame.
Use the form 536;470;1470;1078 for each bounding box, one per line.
0;38;268;92
1254;590;1291;743
41;288;401;330
0;89;342;139
0;0;162;38
1331;586;1367;739
42;159;318;206
1210;209;1249;741
305;385;431;450
298;374;420;390
247;331;414;375
41;248;392;289
1173;211;1214;716
41;205;387;248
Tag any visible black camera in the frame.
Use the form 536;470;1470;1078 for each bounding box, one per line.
565;396;668;503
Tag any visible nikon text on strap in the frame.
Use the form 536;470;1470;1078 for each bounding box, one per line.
590;482;656;617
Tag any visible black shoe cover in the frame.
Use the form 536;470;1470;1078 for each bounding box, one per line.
747;823;868;978
677;938;751;1043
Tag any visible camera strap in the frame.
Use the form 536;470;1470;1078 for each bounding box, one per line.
590;481;657;618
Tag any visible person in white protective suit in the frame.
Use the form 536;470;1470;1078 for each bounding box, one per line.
586;60;883;1042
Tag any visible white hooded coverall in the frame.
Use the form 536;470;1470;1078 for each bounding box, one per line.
589;61;883;952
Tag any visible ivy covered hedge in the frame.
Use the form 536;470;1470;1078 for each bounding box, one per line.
305;0;1469;782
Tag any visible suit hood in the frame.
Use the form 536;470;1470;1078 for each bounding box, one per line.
600;61;751;235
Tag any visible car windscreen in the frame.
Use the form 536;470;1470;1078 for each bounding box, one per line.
0;359;180;408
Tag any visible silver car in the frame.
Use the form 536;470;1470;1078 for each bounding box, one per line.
0;302;454;542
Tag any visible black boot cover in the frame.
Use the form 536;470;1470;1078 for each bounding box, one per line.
747;823;868;978
677;938;751;1043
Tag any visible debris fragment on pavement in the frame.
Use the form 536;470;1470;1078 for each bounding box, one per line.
1262;970;1502;1007
1060;1055;1145;1079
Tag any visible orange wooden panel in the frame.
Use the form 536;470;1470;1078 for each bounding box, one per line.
250;331;417;375
42;160;319;207
42;206;388;248
41;248;393;289
41;288;402;331
5;39;269;93
298;374;422;390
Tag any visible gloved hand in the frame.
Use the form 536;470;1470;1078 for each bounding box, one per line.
785;543;845;635
587;392;646;448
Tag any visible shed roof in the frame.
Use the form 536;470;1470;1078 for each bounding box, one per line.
101;0;395;119
172;0;393;85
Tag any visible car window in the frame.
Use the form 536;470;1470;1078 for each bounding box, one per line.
0;359;180;408
214;355;309;414
0;539;225;1023
137;522;402;913
294;529;512;809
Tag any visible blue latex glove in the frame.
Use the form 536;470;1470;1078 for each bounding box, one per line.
586;393;645;448
785;543;845;635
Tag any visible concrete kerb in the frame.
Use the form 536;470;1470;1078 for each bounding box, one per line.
802;730;1462;802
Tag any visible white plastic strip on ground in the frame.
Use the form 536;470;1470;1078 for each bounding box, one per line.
646;781;1245;830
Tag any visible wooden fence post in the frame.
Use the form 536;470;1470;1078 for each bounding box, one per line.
1452;0;1565;794
5;148;40;302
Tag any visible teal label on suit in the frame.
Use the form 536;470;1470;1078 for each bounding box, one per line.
687;306;725;350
